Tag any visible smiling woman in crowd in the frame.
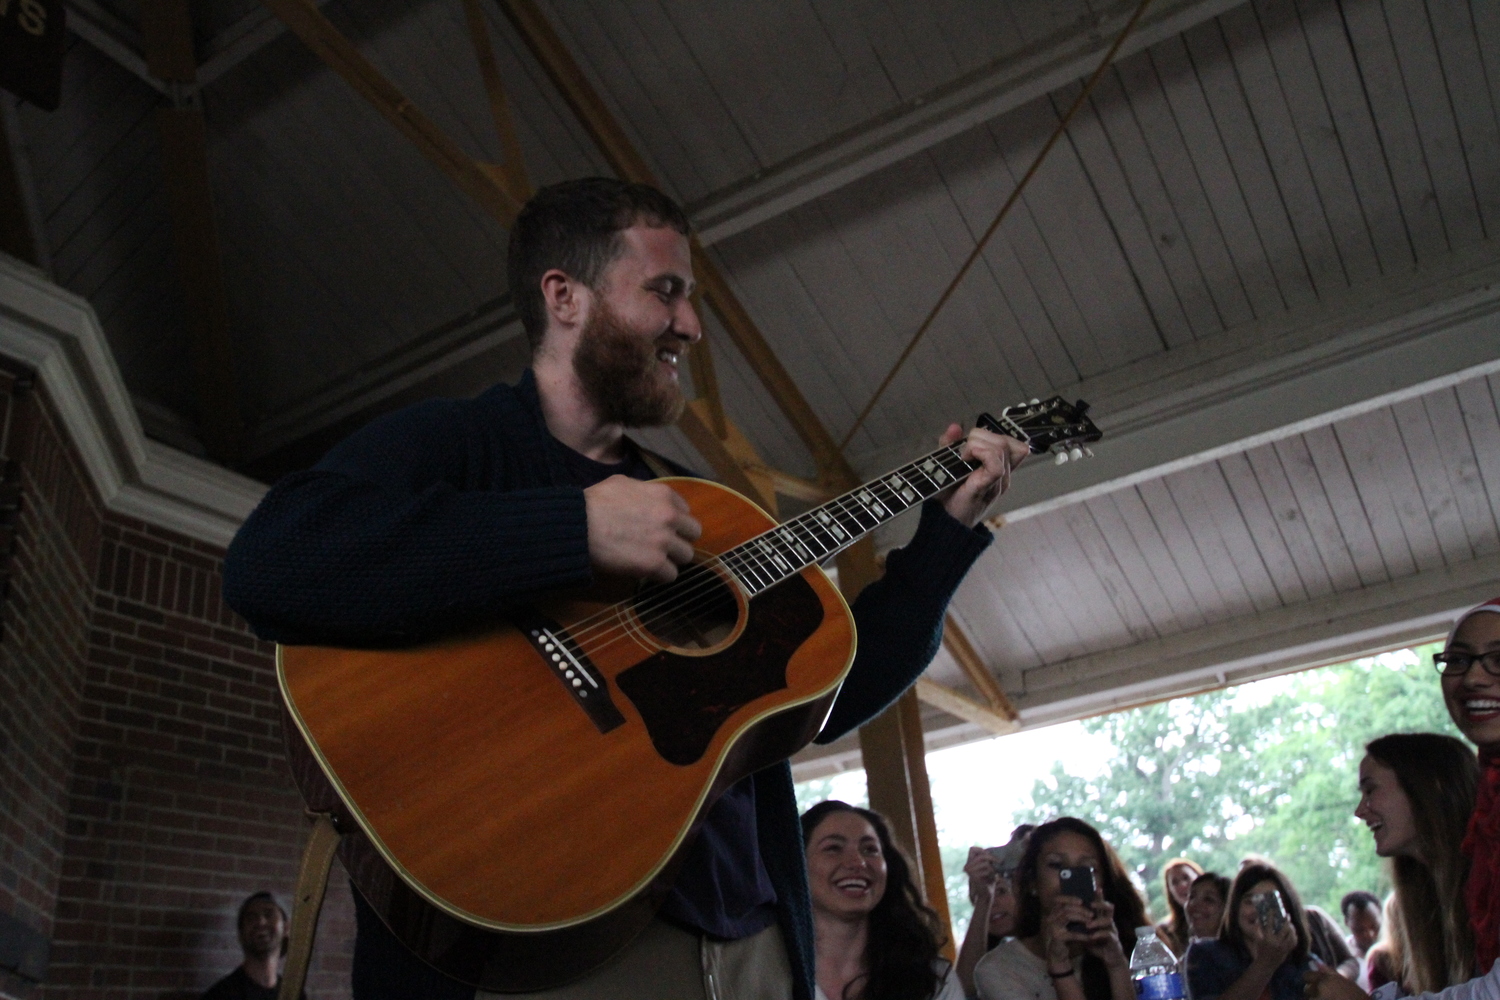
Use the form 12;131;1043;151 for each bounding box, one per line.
802;801;962;1000
973;817;1148;1000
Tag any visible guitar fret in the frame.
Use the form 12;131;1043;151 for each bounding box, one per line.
723;437;998;597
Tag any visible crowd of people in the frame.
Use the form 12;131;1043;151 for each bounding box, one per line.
796;597;1500;1000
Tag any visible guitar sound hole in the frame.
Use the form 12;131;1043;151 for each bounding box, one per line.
634;564;741;651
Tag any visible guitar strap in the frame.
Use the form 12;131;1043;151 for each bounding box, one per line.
278;811;341;1000
629;438;677;480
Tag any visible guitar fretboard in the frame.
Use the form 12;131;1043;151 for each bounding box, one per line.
717;444;979;595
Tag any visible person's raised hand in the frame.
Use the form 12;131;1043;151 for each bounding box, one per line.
1083;895;1127;969
1246;914;1297;966
935;424;1030;528
964;847;999;906
583;476;701;583
1041;895;1093;971
1304;967;1368;1000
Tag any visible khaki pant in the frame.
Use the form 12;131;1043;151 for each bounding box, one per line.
476;919;793;1000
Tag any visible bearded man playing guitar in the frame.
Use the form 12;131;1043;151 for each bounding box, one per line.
224;178;1028;1000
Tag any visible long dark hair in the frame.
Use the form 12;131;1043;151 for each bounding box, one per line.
801;801;949;1000
1365;733;1477;992
1219;862;1309;966
1159;857;1203;953
1013;818;1150;1000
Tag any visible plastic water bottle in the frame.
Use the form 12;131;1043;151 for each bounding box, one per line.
1129;926;1186;1000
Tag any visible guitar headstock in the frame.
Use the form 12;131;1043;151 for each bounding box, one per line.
978;398;1102;464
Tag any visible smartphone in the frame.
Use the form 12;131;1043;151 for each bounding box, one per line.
1252;889;1288;934
1059;866;1096;932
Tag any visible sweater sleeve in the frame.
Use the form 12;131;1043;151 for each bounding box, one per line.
223;400;593;645
815;501;991;744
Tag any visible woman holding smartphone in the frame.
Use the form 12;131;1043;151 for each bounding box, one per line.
1185;861;1317;1000
973;817;1148;1000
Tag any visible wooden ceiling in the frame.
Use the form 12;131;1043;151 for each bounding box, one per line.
7;0;1500;770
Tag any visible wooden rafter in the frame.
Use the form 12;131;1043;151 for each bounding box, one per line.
261;0;525;223
914;678;1019;736
942;613;1020;721
142;0;243;463
494;0;860;490
460;0;531;200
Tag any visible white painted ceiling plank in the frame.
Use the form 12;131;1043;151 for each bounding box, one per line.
1237;443;1337;600
1254;0;1382;287
1334;408;1442;576
1148;34;1285;323
1422;0;1500;240
1339;0;1450;262
1270;434;1367;592
1164;463;1272;615
1117;45;1258;331
1302;422;1399;585
1292;0;1415;278
1389;394;1481;567
1418;389;1500;560
1214;450;1311;607
1059;501;1165;643
1216;3;1353;295
1381;0;1485;252
1098;486;1212;631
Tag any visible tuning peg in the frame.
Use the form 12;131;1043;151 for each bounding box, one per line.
1084;447;1094;458
1054;450;1069;465
1069;447;1083;461
1030;398;1040;406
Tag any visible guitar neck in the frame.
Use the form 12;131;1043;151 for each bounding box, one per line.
717;443;977;595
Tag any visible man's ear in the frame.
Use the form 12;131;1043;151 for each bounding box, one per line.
539;268;588;328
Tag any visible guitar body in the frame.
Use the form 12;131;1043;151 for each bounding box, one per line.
277;478;855;990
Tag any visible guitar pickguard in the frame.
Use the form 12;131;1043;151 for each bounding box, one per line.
615;573;825;766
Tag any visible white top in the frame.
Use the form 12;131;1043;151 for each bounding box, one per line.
1385;960;1500;1000
813;960;965;1000
973;938;1082;1000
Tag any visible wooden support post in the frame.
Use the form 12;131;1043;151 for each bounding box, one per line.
142;0;244;463
858;690;956;958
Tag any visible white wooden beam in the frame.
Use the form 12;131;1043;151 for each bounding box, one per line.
0;257;265;546
1009;547;1500;729
849;239;1500;545
689;0;1246;246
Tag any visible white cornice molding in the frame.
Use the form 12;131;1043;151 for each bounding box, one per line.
0;257;265;548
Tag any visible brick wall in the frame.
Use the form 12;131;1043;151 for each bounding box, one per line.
0;374;354;997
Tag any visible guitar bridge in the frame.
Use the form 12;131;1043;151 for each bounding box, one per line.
511;609;626;735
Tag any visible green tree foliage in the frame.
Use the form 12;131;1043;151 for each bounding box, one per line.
1020;645;1462;920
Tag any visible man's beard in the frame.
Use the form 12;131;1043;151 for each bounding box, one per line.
573;300;686;428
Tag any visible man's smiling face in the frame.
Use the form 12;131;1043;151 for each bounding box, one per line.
573;223;700;428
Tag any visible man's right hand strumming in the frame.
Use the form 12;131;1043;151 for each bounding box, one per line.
584;475;702;583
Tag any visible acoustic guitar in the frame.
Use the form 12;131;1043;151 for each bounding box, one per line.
277;398;1102;990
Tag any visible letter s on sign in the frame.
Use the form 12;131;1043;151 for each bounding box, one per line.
19;0;47;33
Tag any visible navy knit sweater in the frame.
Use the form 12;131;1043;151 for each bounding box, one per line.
223;371;990;998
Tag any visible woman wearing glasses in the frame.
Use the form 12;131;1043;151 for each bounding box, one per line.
1308;598;1500;1000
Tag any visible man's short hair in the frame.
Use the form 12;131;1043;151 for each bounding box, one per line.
1340;890;1381;921
237;891;286;930
506;177;691;351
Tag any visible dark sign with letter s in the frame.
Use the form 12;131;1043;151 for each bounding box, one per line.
0;0;65;111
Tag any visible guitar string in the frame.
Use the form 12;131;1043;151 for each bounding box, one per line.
561;442;975;649
552;449;972;664
553;441;976;652
550;408;1086;664
558;446;981;663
